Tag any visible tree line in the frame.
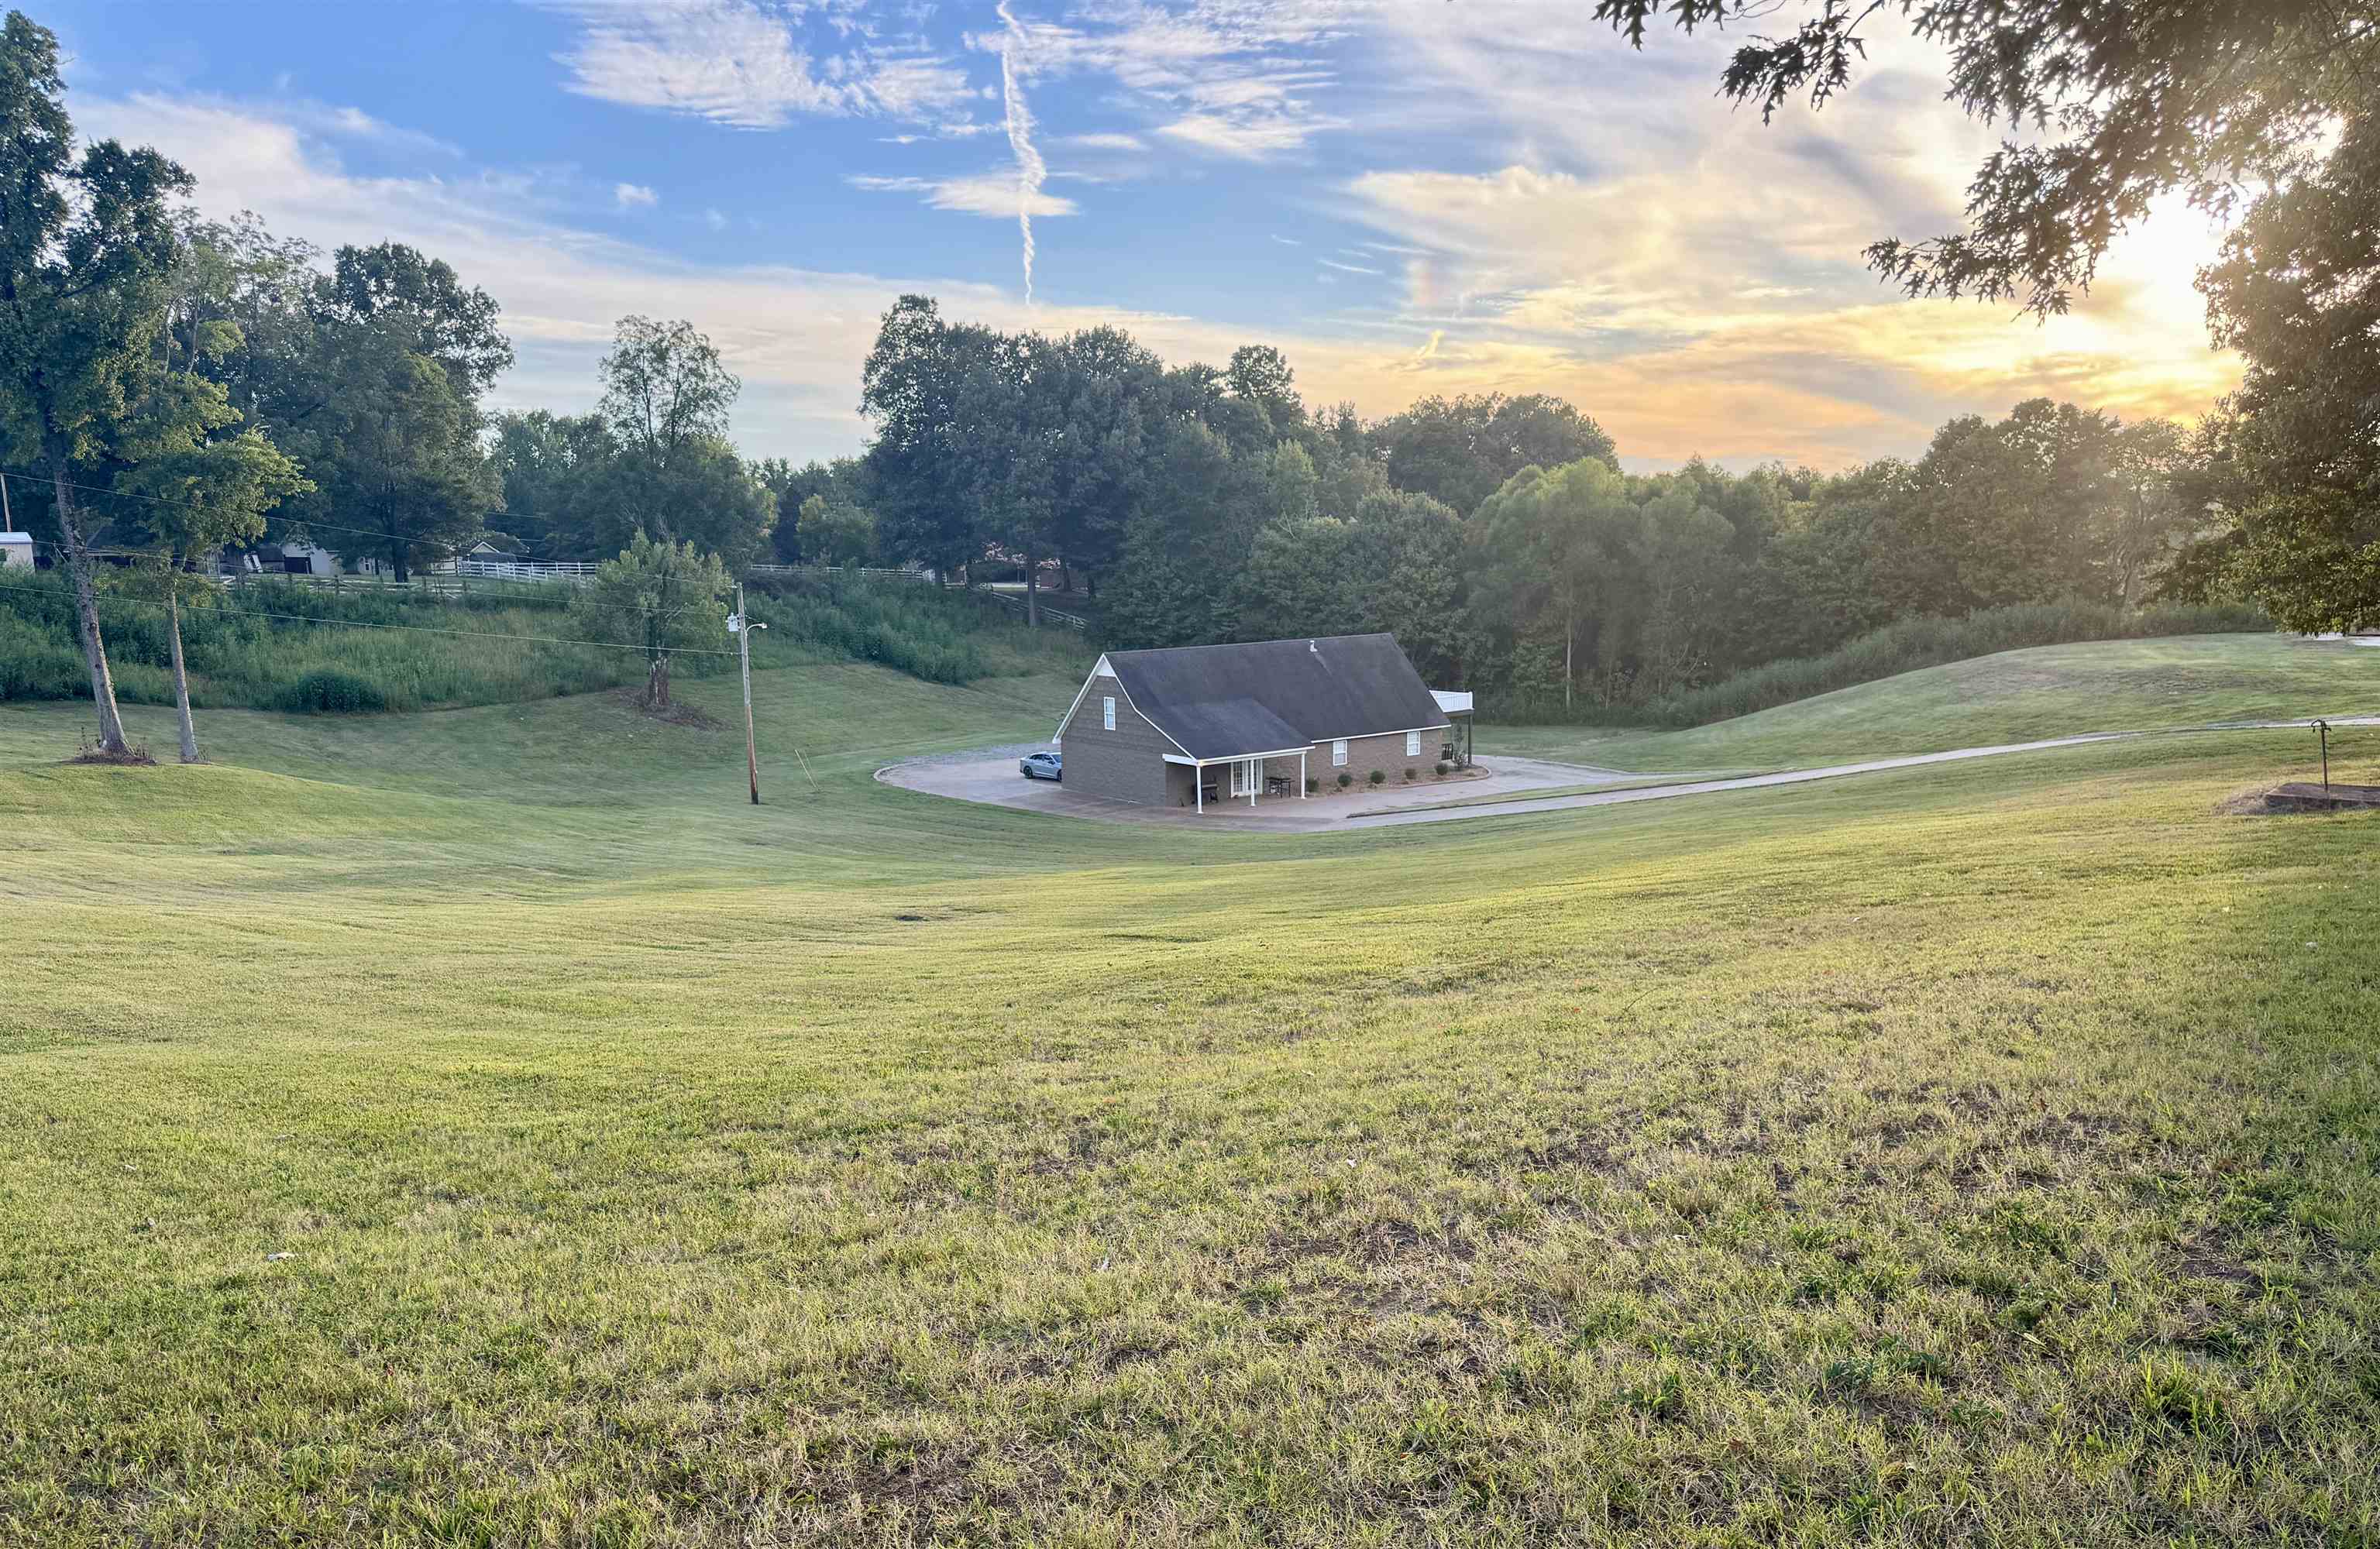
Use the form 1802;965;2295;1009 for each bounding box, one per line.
838;295;2227;714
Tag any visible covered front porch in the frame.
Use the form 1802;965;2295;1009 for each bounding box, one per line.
1164;747;1312;812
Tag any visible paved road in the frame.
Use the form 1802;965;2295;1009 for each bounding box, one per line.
880;717;2380;834
876;745;1644;832
1343;716;2380;827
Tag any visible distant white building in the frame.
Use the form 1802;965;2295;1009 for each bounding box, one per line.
0;530;32;569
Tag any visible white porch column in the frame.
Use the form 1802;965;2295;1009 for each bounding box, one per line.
1299;747;1307;796
1247;756;1256;807
1195;760;1203;814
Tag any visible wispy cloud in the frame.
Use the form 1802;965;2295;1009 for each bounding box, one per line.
545;0;979;131
1319;257;1381;274
973;0;1353;162
1061;131;1147;150
1271;233;1302;246
848;171;1077;218
614;181;658;209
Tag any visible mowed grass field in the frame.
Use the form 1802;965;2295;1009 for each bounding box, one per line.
4;637;2379;1546
1494;633;2380;769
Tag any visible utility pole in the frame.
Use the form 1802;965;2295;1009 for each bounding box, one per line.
731;583;765;805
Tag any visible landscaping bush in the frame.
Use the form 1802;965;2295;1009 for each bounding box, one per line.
1304;777;1317;793
1368;769;1386;785
277;668;388;713
1402;767;1416;781
1336;771;1352;788
1434;760;1450;776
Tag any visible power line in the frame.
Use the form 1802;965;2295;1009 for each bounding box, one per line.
0;577;742;657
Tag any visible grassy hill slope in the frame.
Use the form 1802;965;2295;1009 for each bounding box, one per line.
2;656;2377;1544
1484;634;2380;771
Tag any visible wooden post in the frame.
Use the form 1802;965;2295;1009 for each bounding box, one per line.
738;583;760;805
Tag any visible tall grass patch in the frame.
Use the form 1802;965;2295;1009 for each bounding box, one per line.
743;573;1089;685
0;570;1088;713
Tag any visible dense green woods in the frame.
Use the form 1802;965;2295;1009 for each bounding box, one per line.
843;297;2239;716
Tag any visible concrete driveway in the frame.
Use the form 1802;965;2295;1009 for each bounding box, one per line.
875;744;1636;833
879;716;2380;833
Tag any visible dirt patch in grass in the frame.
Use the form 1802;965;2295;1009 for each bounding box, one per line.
68;739;156;766
2217;781;2380;815
613;689;724;730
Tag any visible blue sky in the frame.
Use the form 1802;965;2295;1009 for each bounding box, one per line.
46;0;2240;470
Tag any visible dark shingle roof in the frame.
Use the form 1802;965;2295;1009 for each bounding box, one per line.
1102;634;1450;760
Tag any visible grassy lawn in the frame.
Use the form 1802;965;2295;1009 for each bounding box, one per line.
4;641;2378;1545
1484;634;2380;771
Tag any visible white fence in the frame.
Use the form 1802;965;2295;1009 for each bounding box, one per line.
456;558;600;583
981;589;1089;632
220;556;1092;630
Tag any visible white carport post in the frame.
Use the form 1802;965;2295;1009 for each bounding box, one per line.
1195;758;1203;814
1299;747;1307;797
1247;756;1257;807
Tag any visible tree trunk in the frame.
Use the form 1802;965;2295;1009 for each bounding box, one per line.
49;452;131;756
647;654;671;709
1563;618;1573;713
168;584;200;763
1027;558;1040;628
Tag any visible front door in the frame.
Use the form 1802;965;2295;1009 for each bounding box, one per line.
1230;757;1254;798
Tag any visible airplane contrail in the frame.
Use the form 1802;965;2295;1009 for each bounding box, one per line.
996;0;1044;306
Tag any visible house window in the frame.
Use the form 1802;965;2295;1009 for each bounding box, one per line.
1102;696;1116;731
1332;739;1348;767
1406;730;1422;757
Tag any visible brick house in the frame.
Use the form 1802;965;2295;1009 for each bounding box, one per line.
1054;634;1457;811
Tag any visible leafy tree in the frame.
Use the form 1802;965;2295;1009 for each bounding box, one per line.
1627;480;1737;701
2102;420;2195;608
1037;326;1158;596
1594;2;2373;318
587;315;774;568
276;314;499;579
1350;489;1467;683
1375;393;1617;516
112;376;307;762
796;493;876;568
1467;458;1641;709
1229;517;1362;643
861;295;999;583
0;9;192;754
490;409;612;558
572;532;731;709
315;242;512;395
1876;399;2119;617
2180;112;2380;629
1226;345;1307;448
